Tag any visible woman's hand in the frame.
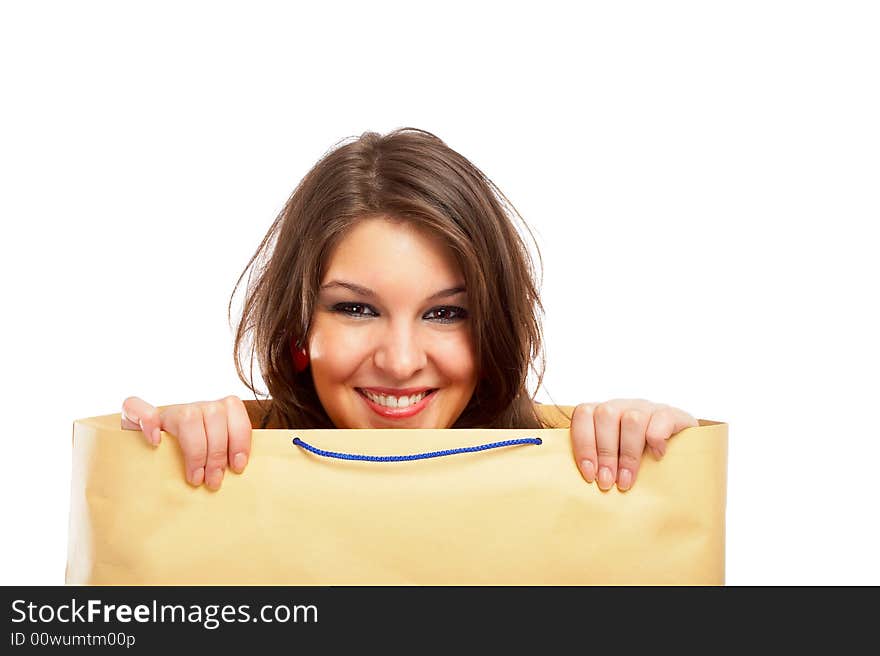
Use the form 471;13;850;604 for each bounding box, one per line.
120;395;252;491
570;399;698;492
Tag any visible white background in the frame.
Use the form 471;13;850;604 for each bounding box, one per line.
1;1;877;585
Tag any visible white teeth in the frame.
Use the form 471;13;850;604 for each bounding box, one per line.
362;390;430;408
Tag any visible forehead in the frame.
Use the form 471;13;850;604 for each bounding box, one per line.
323;217;463;282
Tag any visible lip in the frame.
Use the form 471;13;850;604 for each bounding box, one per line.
356;387;437;419
359;386;435;396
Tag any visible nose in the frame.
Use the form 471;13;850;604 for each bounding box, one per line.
372;319;427;381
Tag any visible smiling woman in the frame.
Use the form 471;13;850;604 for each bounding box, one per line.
230;128;545;432
122;128;698;492
310;219;479;430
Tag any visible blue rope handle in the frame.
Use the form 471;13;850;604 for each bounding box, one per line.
291;436;542;462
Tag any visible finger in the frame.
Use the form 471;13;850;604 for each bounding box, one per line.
161;405;208;486
570;403;598;483
202;401;229;491
593;402;620;491
122;396;162;446
646;406;698;457
617;409;650;491
223;396;252;474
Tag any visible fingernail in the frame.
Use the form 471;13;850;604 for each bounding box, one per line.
191;467;205;486
650;446;662;459
233;452;248;473
580;459;595;483
598;466;614;490
207;468;224;489
618;468;633;491
151;428;160;446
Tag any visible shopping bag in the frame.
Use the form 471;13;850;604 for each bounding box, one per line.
65;404;728;585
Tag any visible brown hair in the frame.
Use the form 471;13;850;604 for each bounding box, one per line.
229;127;548;429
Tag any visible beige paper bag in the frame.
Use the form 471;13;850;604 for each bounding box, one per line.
66;405;727;585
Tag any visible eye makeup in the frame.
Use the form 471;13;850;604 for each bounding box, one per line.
329;302;468;324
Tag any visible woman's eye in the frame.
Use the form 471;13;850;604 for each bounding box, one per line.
424;306;468;323
333;303;378;318
331;303;467;323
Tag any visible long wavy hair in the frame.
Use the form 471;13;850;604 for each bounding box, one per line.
229;128;548;429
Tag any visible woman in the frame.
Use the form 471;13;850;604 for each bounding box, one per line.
122;128;697;493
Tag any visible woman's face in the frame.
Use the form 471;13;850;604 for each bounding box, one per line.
308;216;478;429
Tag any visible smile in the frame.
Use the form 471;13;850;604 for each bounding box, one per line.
356;388;437;419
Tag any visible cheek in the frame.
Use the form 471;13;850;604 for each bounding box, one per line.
432;330;478;384
308;321;374;384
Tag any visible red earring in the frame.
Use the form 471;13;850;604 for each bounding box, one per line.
291;338;310;373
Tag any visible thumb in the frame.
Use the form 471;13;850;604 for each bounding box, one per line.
121;396;163;446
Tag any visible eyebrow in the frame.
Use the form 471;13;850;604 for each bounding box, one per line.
320;280;467;302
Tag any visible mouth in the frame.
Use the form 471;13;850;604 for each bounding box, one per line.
355;387;438;419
